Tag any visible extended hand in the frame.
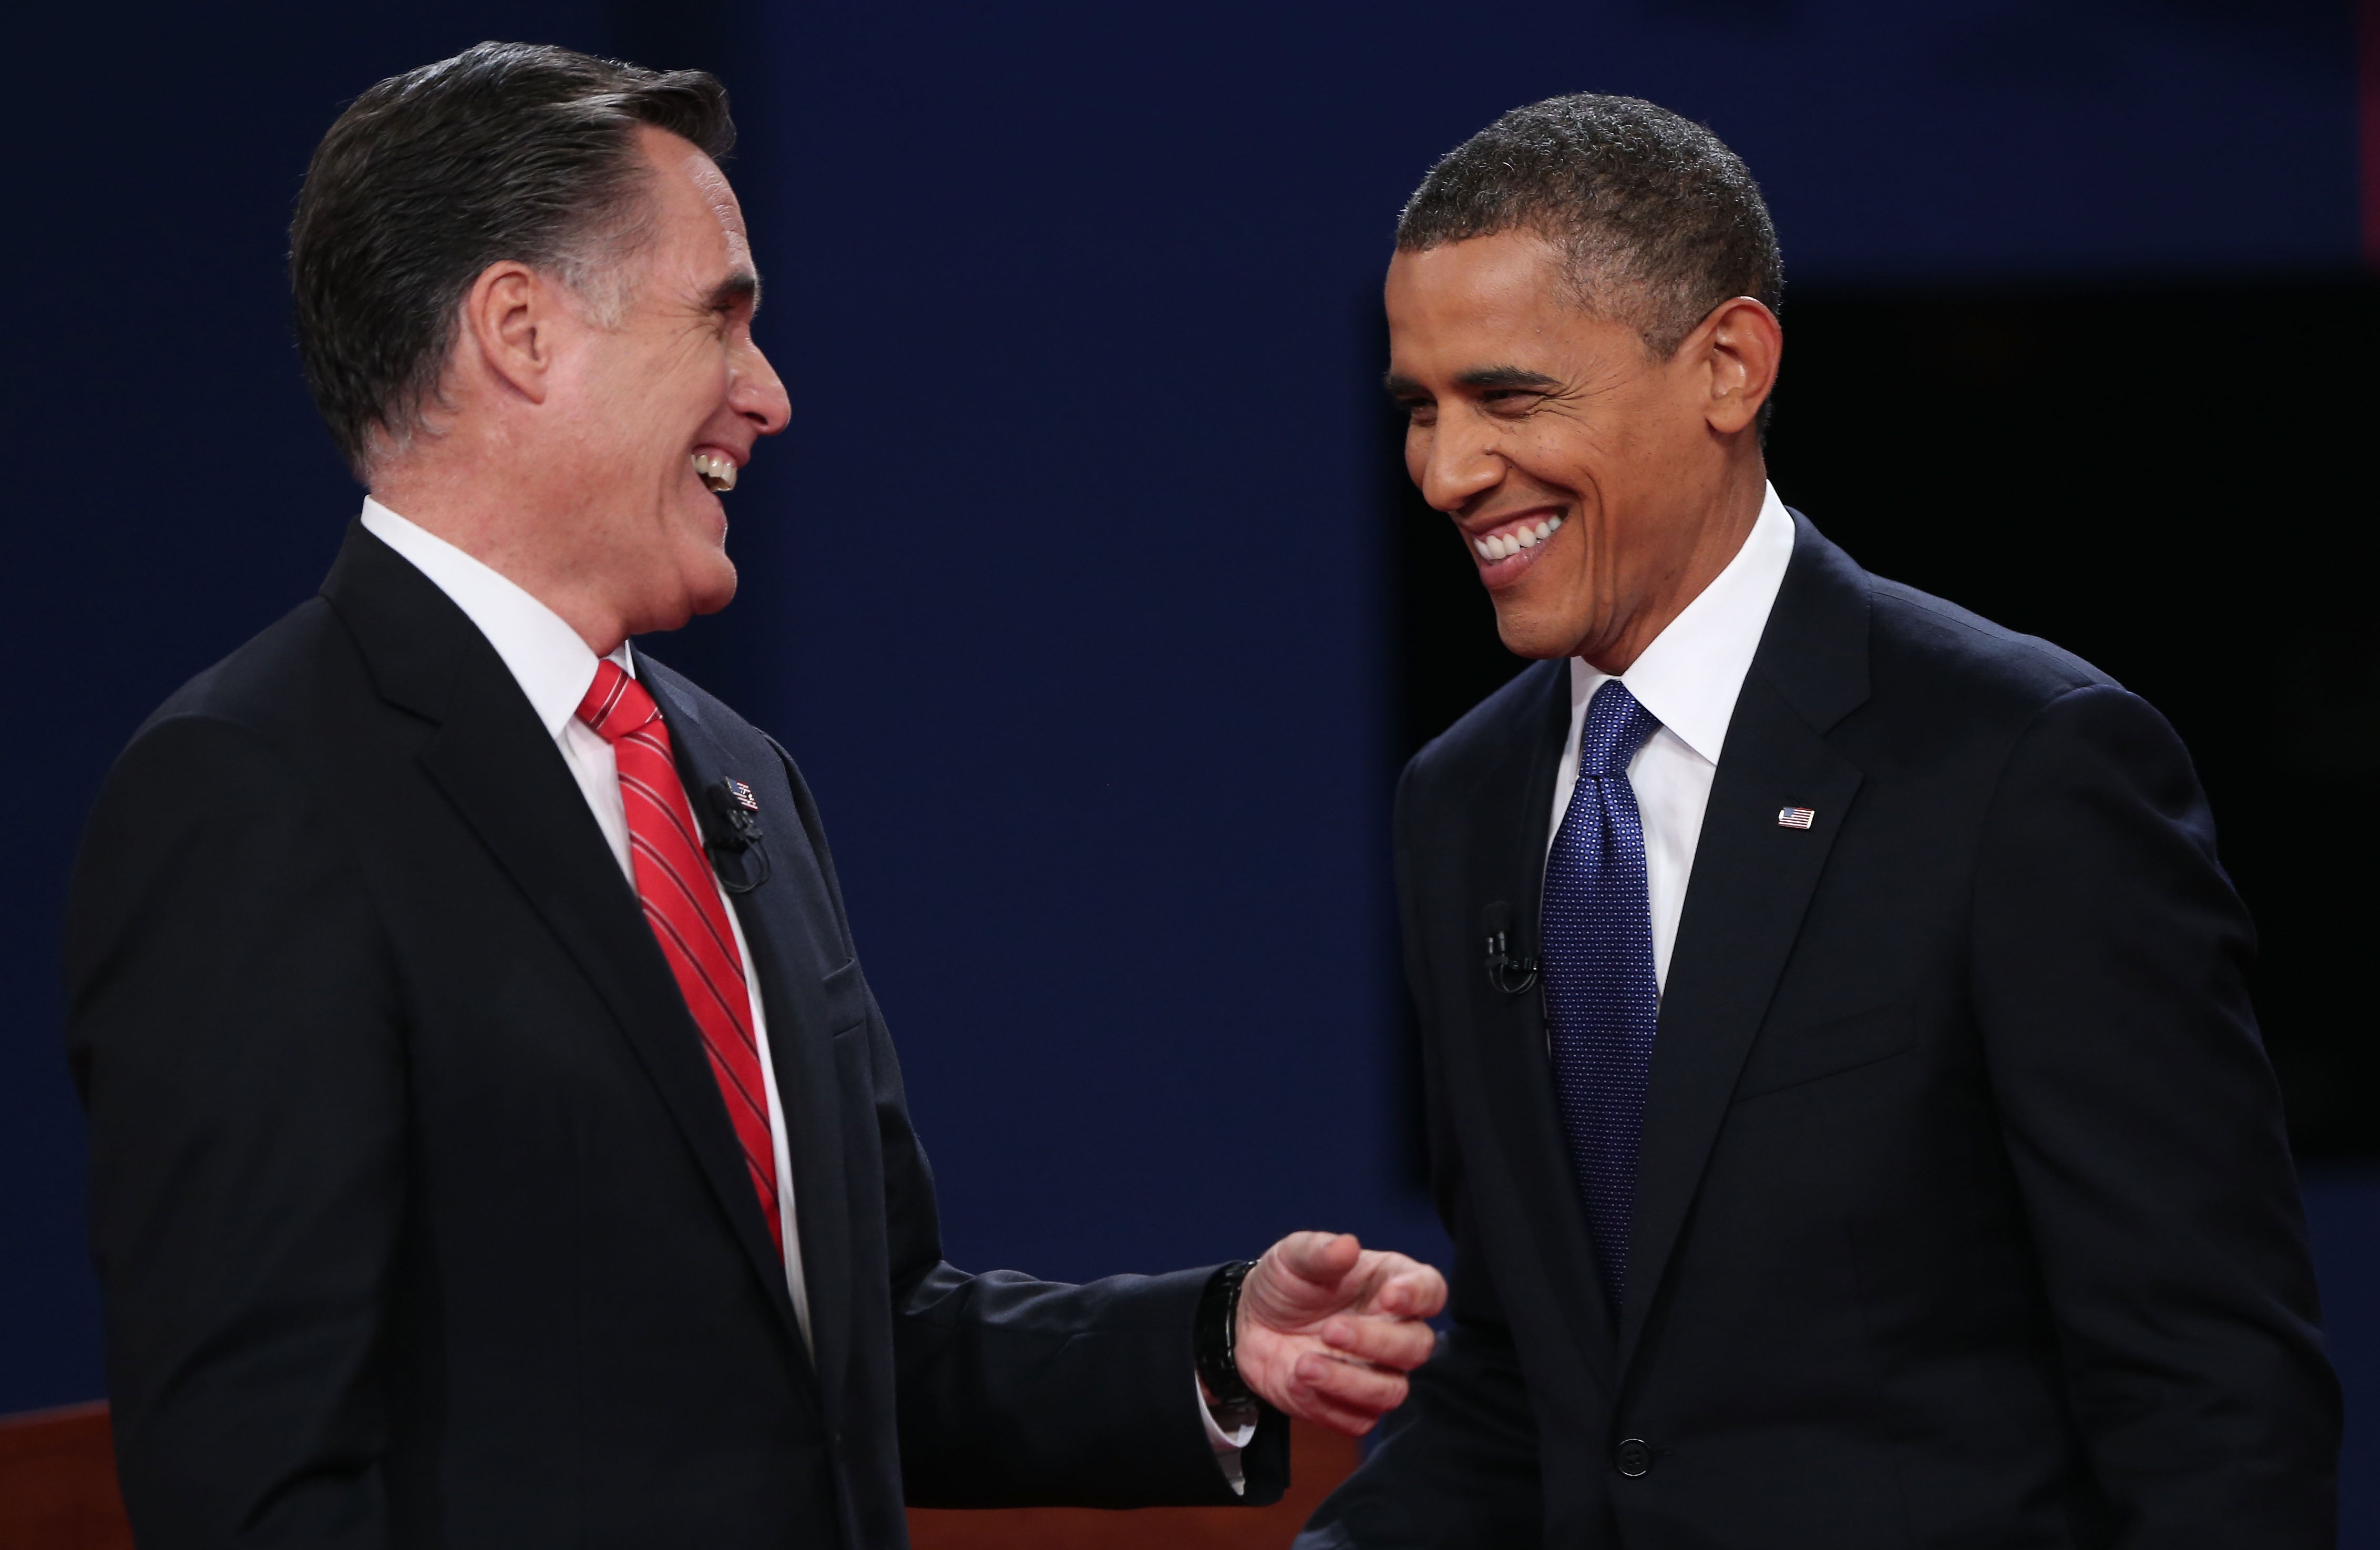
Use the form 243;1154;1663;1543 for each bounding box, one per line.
1232;1231;1448;1436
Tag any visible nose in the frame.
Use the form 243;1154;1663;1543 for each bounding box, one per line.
1414;413;1504;514
731;333;791;438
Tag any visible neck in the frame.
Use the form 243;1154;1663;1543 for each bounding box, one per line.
371;458;630;657
1581;455;1766;676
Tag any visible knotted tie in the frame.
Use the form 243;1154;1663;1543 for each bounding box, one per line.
1543;678;1663;1310
576;660;781;1251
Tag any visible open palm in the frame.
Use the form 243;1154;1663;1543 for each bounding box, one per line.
1233;1231;1447;1436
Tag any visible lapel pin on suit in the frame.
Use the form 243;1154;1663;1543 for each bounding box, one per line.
703;777;772;893
1777;807;1817;830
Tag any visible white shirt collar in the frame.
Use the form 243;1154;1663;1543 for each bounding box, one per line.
359;497;632;738
1570;481;1797;766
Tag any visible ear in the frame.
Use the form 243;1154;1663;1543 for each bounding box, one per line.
1693;297;1782;436
459;260;566;405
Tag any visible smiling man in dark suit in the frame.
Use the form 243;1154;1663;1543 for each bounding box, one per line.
62;43;1447;1549
1298;95;2340;1548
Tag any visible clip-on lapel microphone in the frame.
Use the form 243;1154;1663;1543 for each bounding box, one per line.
1482;900;1539;995
703;777;772;895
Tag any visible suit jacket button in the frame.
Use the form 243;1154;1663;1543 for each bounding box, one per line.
1613;1437;1653;1477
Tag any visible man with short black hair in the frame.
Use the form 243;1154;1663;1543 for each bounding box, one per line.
1300;94;2338;1547
66;42;1444;1549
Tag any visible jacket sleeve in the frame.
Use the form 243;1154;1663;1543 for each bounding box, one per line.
64;714;405;1550
763;739;1289;1509
1296;755;1544;1548
874;1008;1289;1507
1973;684;2340;1544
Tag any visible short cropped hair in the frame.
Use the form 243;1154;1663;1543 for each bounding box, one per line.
1398;94;1781;359
290;42;734;474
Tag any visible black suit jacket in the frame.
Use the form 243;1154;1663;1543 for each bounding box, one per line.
64;523;1286;1549
1302;516;2337;1548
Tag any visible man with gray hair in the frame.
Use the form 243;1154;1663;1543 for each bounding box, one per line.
1301;95;2338;1547
64;42;1447;1548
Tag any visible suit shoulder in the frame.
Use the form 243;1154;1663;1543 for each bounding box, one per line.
1863;575;2115;723
1403;658;1565;803
132;597;361;752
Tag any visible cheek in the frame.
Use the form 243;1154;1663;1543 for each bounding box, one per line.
658;358;721;421
635;338;730;421
1506;424;1603;498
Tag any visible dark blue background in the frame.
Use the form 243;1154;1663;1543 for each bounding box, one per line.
4;1;2369;1532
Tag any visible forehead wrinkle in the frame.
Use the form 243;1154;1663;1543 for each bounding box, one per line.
663;153;759;313
651;148;750;303
680;152;751;251
714;201;753;272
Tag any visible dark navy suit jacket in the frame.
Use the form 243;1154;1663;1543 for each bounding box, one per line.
1301;515;2337;1548
65;522;1286;1548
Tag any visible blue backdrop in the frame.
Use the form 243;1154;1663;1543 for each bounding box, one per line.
732;0;2358;1282
2;8;2366;1529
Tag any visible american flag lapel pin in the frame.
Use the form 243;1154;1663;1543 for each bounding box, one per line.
706;777;772;894
705;777;765;845
1777;806;1817;830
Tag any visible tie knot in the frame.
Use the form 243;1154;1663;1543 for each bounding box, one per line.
1578;679;1660;779
574;658;659;743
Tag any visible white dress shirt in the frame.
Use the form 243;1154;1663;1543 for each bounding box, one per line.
361;499;814;1352
1547;483;1797;991
359;499;1252;1481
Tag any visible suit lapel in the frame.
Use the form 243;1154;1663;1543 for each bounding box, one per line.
1616;516;1872;1373
321;526;808;1351
641;666;853;1414
1468;661;1621;1386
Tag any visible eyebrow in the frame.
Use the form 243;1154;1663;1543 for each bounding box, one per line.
703;268;761;314
1381;364;1561;396
1457;365;1560;390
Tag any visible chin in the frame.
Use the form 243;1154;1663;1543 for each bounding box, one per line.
684;557;739;618
1491;596;1588;662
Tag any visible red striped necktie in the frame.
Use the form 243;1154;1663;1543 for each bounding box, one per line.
576;659;781;1252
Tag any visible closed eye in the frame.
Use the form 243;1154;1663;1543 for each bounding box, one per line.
1384;376;1438;426
1463;366;1561;418
702;270;760;330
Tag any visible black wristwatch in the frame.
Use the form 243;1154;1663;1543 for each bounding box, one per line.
1195;1259;1257;1408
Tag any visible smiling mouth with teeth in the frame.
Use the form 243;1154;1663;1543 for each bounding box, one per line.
1474;514;1562;561
692;451;738;493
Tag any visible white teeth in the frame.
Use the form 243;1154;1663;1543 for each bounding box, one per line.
1475;517;1568;563
692;452;737;492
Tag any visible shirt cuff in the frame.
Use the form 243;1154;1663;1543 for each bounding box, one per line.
1197;1376;1258;1496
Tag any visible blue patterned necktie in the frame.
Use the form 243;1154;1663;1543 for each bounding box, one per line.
1543;678;1663;1311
